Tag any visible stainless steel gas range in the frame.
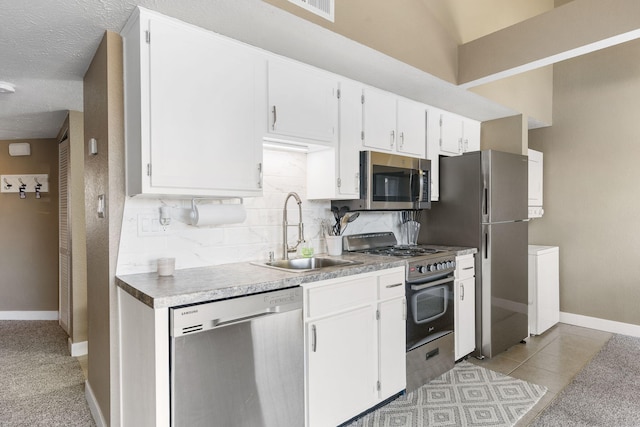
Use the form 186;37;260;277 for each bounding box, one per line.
344;232;456;392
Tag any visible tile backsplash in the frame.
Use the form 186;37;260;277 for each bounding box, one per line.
116;149;401;275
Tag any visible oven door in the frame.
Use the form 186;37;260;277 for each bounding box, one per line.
406;274;455;351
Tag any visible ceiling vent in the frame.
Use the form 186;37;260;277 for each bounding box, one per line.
287;0;334;22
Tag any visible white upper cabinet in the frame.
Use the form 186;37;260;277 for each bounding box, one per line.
362;87;427;159
307;78;361;200
426;106;440;201
528;149;544;218
122;9;264;197
463;119;481;152
397;98;428;157
336;80;362;198
362;87;397;152
439;111;481;156
266;58;339;145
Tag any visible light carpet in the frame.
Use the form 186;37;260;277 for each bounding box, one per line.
347;361;547;427
531;334;640;427
0;320;95;427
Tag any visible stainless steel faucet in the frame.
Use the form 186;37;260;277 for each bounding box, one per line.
282;192;305;260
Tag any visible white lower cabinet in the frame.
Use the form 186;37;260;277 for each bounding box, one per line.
378;296;407;398
303;267;406;427
454;254;476;361
307;306;376;427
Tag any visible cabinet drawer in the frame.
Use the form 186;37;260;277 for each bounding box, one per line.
378;269;405;300
306;276;377;318
456;255;475;280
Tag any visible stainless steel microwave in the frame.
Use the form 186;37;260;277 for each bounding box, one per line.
333;151;431;211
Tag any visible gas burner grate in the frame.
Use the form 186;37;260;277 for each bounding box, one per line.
359;246;444;257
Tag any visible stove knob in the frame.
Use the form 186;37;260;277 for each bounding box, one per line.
417;265;426;274
446;261;453;268
428;264;436;272
436;263;443;270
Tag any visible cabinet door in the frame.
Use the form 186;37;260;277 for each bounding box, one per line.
267;59;338;144
362;88;397;152
462;119;481;153
307;306;376;427
528;149;543;206
396;98;426;158
439;112;463;156
337;79;362;198
426;107;440;201
146;17;263;195
378;297;406;399
455;276;475;360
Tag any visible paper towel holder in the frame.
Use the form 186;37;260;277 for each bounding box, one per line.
188;197;245;226
190;197;243;211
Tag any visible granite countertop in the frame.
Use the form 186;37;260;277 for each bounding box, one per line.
116;246;477;309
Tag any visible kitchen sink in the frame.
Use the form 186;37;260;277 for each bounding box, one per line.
257;257;361;272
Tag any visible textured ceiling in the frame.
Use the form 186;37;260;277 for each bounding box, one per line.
0;0;518;140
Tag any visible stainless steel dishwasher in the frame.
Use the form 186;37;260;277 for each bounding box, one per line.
170;287;303;427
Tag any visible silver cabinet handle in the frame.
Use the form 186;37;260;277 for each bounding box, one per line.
312;324;317;352
461;283;465;301
390;130;395;147
257;162;263;189
402;298;407;320
400;131;404;148
385;283;403;288
271;105;277;130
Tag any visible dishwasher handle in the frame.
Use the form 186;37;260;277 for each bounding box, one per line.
171;287;303;337
212;308;278;328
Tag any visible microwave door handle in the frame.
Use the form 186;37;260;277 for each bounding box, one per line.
418;171;425;202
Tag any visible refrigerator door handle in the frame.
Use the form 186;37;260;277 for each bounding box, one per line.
483;187;488;216
484;231;489;259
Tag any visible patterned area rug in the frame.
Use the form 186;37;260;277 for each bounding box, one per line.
347;361;547;427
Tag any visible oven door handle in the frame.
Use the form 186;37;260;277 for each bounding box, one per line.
410;275;454;291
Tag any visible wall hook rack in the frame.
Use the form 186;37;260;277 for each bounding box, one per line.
1;174;49;195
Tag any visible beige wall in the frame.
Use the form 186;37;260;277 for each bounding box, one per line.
0;138;58;312
84;31;125;425
481;114;527;155
263;0;458;83
424;0;554;44
472;67;554;127
528;38;640;326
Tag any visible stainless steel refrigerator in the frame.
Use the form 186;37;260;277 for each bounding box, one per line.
419;150;529;358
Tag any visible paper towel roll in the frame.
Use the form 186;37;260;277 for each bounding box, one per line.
189;204;247;226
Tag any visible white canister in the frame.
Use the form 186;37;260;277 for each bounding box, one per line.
325;236;343;256
157;257;176;276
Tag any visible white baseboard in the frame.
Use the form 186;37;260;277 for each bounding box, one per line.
69;338;88;357
0;310;58;320
560;311;640;337
85;380;107;427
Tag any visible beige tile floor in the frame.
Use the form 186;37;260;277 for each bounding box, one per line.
467;323;612;426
